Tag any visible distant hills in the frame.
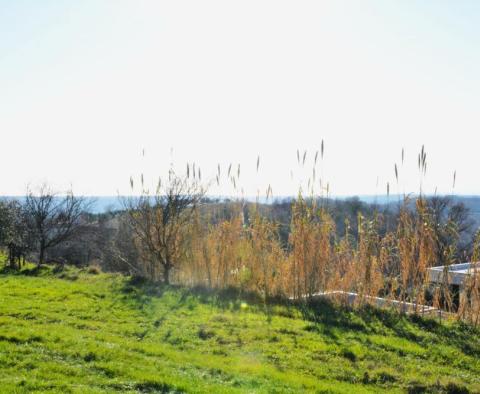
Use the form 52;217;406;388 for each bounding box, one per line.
2;195;480;227
355;195;480;228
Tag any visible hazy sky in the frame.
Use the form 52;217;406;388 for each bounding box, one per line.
1;1;479;197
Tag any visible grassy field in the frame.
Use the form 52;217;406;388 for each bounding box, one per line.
0;265;479;393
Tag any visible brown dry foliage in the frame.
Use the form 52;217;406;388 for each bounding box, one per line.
126;152;480;325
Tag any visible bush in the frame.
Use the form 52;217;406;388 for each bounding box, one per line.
87;265;101;275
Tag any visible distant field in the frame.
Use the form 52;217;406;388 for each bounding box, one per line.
0;266;479;393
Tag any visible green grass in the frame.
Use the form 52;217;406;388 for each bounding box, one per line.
0;265;479;393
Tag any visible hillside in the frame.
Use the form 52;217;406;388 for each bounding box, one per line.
0;266;479;393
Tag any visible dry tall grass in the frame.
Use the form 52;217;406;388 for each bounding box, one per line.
130;148;480;325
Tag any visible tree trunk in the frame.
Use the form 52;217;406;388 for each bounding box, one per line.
8;245;14;268
39;240;46;265
163;263;171;285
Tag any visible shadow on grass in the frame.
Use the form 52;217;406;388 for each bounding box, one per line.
117;276;480;356
297;298;370;339
117;276;170;311
118;278;370;339
353;304;480;358
0;263;84;282
0;264;52;277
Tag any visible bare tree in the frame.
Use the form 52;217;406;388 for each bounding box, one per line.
24;184;89;265
123;172;205;284
95;213;140;275
428;196;474;265
0;200;15;249
0;200;33;268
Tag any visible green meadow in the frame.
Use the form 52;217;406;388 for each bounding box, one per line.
0;265;478;393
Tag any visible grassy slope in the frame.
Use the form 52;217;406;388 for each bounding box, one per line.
0;266;479;393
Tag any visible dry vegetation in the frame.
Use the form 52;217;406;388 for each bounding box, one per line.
122;147;480;326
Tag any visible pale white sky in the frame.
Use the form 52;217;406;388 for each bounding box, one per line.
1;1;479;197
